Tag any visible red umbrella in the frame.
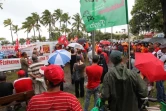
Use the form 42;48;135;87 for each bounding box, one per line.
100;40;110;45
135;53;166;82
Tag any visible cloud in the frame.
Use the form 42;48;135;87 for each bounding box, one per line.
0;0;134;42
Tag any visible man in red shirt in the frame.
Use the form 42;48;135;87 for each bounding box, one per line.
27;65;83;111
14;70;33;93
84;55;103;111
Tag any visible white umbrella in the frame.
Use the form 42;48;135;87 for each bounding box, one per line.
67;43;84;50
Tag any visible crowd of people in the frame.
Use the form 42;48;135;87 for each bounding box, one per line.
0;40;166;111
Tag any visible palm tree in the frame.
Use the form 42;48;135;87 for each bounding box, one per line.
61;24;70;35
61;13;71;35
12;25;19;37
72;13;84;38
31;12;41;41
0;3;3;9
22;21;31;38
4;19;14;43
19;38;26;44
41;10;54;39
53;9;63;28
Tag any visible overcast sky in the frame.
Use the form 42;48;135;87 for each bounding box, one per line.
0;0;135;42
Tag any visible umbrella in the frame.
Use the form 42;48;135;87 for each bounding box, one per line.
48;49;71;66
122;42;128;46
140;38;151;42
149;37;166;44
100;40;110;45
135;53;166;82
67;43;84;50
77;38;86;44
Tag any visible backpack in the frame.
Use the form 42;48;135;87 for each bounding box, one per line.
98;54;108;83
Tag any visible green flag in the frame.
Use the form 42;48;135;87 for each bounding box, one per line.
80;0;129;32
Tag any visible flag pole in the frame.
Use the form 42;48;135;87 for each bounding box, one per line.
92;31;95;57
125;0;130;69
111;27;113;41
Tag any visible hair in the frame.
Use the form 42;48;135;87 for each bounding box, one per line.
0;72;6;81
110;56;122;66
76;56;81;62
92;55;99;63
44;76;62;88
71;49;75;54
32;54;38;62
21;52;26;57
77;50;81;54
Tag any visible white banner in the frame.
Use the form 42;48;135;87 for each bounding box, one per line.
0;58;21;71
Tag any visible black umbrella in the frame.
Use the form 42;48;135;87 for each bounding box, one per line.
149;37;166;44
77;38;86;44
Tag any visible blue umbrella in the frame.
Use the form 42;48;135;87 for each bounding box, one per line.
48;49;71;66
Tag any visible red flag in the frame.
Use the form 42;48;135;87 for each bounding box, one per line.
58;35;67;44
15;38;19;51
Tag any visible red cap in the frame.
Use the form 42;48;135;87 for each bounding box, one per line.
44;65;64;85
17;70;25;76
97;47;103;54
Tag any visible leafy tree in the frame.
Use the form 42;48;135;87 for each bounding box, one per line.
130;0;166;37
41;36;46;42
19;38;26;44
160;0;166;37
1;40;10;45
0;37;5;41
41;10;54;39
3;19;14;43
72;13;84;38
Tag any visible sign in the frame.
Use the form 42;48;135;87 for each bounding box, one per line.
0;58;21;71
0;50;16;56
80;0;128;31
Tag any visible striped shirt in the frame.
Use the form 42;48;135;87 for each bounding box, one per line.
27;91;83;111
28;62;44;76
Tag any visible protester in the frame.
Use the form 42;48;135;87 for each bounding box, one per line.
97;49;108;83
77;50;84;62
156;43;166;102
0;72;13;97
27;65;83;111
84;55;103;111
28;54;46;94
70;48;77;84
73;56;85;98
101;50;147;111
14;70;33;93
20;52;29;77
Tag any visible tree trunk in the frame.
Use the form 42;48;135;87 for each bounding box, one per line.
33;27;36;37
161;0;166;38
38;31;41;41
10;25;13;43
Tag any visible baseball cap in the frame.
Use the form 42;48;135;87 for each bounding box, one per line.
17;70;25;76
44;65;64;85
159;43;166;49
110;50;122;65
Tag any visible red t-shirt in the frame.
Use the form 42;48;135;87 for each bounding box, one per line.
86;64;103;89
27;91;83;111
14;78;33;93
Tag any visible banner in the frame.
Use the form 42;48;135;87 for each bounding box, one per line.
80;0;128;31
0;58;21;71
